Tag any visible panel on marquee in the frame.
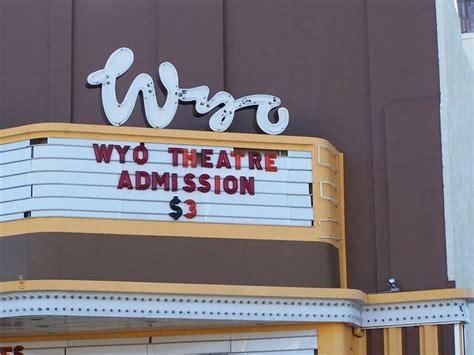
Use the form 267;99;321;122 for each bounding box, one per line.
66;345;147;355
148;340;231;354
229;351;315;354
0;140;29;152
0;146;31;164
0;160;31;178
0;137;320;227
19;350;64;355
32;185;312;208
0;186;30;203
0;132;345;240
0;213;24;222
32;144;313;170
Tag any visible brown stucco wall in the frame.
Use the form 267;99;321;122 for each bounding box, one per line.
0;233;340;288
0;0;449;294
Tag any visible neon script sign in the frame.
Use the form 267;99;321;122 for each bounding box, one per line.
87;48;289;135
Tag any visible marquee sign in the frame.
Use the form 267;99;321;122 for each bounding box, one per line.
1;140;312;227
87;48;289;135
0;124;343;244
99;143;280;221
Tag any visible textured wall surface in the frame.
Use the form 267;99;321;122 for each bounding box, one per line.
462;34;474;70
436;0;474;352
0;0;449;295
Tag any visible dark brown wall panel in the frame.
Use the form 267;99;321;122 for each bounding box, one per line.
385;98;449;291
0;235;26;281
0;0;72;128
365;0;442;291
438;324;455;355
367;328;384;355
1;234;340;288
72;0;160;126
224;0;377;292
157;0;224;131
402;326;420;355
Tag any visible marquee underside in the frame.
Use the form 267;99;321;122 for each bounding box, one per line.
0;289;470;338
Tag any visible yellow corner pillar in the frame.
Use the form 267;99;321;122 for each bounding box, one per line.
353;327;367;355
419;325;438;355
317;324;354;355
383;327;402;355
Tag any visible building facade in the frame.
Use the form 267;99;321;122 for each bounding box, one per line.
0;0;473;354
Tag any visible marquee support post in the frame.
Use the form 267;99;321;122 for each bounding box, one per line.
317;323;353;355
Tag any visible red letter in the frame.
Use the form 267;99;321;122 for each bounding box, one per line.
182;149;197;168
171;173;178;191
1;348;13;355
198;174;211;193
223;175;238;194
114;145;130;163
168;147;183;166
201;149;213;168
216;150;231;169
264;153;278;172
184;199;197;219
151;172;170;191
93;144;114;163
240;176;255;195
230;151;245;170
133;144;148;165
117;170;133;189
135;171;150;190
214;175;221;194
183;173;196;192
248;151;262;170
13;346;24;355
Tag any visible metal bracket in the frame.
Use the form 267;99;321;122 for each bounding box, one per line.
362;299;470;328
0;291;470;335
0;291;361;327
317;144;338;173
318;218;339;226
318;235;342;241
319;181;339;206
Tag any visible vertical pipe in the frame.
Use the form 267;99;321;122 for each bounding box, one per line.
318;324;353;355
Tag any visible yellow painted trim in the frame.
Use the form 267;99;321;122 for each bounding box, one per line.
338;153;347;288
368;288;474;304
0;122;331;148
419;325;439;355
1;323;360;345
0;217;332;243
1;280;472;305
0;324;320;343
0;280;368;302
317;323;353;355
383;328;402;355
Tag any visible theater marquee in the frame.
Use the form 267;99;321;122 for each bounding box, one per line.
0;123;344;243
0;123;342;232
